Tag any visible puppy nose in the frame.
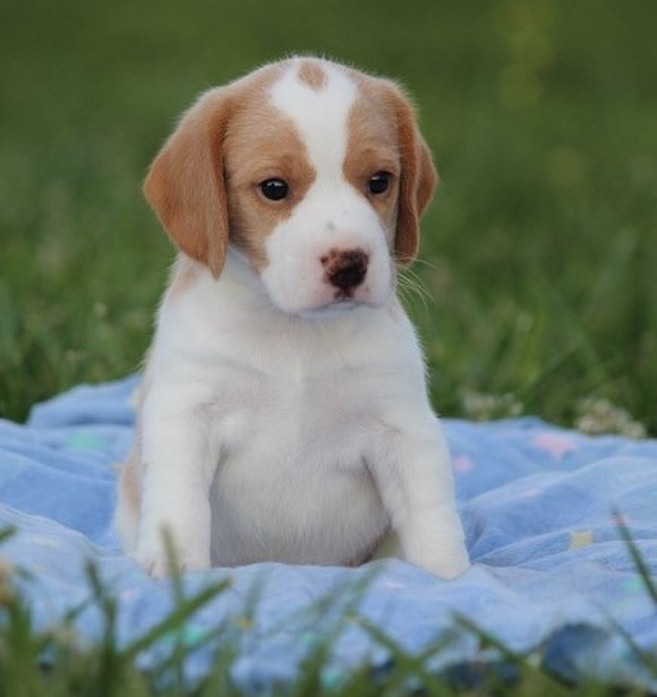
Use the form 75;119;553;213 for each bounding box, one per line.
322;248;369;291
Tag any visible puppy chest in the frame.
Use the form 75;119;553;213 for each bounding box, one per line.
205;372;387;564
210;431;387;567
210;367;376;460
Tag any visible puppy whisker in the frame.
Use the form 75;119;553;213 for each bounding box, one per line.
396;266;434;313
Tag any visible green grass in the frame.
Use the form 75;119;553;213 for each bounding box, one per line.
1;0;656;432
1;0;657;693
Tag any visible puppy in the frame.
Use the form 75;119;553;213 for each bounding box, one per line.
115;56;469;580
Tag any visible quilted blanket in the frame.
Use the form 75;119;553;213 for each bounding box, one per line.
1;375;656;691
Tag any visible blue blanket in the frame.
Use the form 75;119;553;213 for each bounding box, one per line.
1;375;656;691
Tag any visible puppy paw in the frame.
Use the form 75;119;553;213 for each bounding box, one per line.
404;537;470;580
429;551;470;580
132;551;171;579
132;541;210;578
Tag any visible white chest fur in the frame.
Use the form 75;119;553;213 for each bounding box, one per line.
149;256;424;566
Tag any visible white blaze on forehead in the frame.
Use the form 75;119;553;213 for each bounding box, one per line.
261;60;393;315
269;61;357;182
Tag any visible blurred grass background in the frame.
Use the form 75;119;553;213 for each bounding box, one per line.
1;0;656;433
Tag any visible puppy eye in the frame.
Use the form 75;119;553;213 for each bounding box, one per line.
259;178;289;201
368;171;393;195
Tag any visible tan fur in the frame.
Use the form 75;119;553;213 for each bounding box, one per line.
143;89;232;277
340;69;438;265
297;59;328;91
144;64;316;275
343;80;401;241
116;425;143;545
143;66;281;276
118;360;154;529
379;81;438;264
119;445;142;511
224;95;316;271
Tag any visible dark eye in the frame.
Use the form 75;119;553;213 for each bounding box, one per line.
368;171;393;195
259;178;289;201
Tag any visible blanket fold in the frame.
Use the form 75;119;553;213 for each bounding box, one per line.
1;375;656;691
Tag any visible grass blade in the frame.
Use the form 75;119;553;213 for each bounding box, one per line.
613;509;657;607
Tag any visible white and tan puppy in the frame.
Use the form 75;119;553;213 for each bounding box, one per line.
115;56;469;580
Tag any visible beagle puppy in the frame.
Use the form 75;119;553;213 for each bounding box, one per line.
115;56;470;580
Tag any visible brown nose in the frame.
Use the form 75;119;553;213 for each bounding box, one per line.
322;248;369;291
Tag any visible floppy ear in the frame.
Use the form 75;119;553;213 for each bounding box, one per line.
144;88;232;277
386;84;439;266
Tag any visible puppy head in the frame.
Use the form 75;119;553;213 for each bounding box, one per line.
144;57;437;314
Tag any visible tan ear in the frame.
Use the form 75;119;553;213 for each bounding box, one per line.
386;84;438;265
144;89;232;277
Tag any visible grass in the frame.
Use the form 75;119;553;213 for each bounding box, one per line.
1;0;657;693
1;0;656;433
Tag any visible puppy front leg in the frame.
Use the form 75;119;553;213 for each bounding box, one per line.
135;402;218;577
369;414;469;580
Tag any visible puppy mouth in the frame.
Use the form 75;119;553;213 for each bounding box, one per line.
295;299;361;320
277;268;394;317
255;249;394;317
330;295;360;311
294;288;388;319
333;287;357;302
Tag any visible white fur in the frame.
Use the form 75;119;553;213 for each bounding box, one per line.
262;62;392;315
116;58;470;580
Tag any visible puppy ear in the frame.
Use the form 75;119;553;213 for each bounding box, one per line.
144;89;232;277
386;84;438;266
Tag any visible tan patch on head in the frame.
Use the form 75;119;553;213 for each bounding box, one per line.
343;73;438;265
143;61;308;276
297;59;328;91
343;80;401;241
223;88;316;270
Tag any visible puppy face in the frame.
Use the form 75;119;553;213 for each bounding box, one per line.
144;57;437;315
